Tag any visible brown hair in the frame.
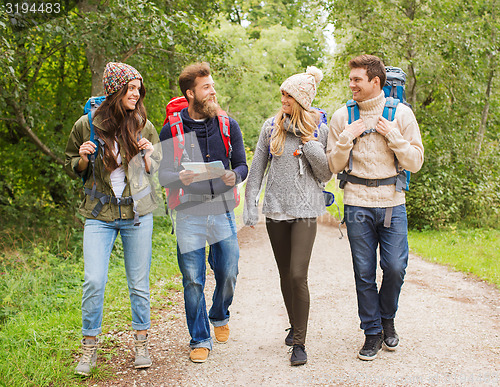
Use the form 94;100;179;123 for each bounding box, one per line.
348;55;386;90
179;62;211;99
94;81;147;171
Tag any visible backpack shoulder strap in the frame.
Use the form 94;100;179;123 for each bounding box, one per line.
168;112;185;166
217;110;232;159
383;97;400;121
346;99;360;125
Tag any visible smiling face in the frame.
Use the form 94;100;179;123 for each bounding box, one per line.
349;67;381;102
187;75;219;119
281;90;296;115
121;79;141;110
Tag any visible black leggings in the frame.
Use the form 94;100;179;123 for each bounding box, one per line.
265;218;317;345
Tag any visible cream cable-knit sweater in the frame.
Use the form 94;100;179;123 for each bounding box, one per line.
327;91;424;208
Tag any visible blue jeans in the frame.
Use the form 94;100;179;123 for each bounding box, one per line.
175;211;239;349
344;205;409;335
81;213;153;336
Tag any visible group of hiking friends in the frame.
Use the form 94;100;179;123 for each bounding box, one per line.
65;54;424;376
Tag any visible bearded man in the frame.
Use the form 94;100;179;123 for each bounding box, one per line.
159;62;248;363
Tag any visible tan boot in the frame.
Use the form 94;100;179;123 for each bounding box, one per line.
214;324;230;344
75;338;98;376
190;347;210;363
134;334;152;369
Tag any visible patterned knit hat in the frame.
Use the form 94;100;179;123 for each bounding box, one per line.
103;62;142;96
280;66;323;110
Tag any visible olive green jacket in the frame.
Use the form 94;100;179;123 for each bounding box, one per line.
65;114;162;221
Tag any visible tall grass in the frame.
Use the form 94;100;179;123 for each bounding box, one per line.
408;228;500;288
0;213;179;386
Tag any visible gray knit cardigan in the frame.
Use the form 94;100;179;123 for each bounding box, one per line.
243;117;333;226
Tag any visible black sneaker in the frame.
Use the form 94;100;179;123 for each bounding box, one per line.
358;334;383;361
285;327;293;346
290;344;307;366
382;318;399;351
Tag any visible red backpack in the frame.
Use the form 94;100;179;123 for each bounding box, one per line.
163;96;240;210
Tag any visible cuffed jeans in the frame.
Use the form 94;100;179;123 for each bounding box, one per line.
175;211;239;350
345;205;408;335
81;213;153;337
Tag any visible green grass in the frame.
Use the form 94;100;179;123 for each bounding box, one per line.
408;228;500;288
0;215;179;386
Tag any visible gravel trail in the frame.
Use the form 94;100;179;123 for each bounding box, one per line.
94;216;500;387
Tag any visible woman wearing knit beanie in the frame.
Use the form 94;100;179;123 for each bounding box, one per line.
65;62;161;376
243;67;332;366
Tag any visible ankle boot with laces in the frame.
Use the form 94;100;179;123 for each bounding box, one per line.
75;338;98;376
290;344;307;366
134;334;152;368
382;318;399;350
358;333;383;361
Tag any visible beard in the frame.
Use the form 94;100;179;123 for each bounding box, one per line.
192;93;219;119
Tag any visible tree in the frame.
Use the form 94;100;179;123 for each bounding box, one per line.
0;0;229;216
325;0;500;228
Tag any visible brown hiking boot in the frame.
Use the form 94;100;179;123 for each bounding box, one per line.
214;324;230;344
190;347;210;363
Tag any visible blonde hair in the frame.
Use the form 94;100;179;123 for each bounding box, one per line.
270;103;320;157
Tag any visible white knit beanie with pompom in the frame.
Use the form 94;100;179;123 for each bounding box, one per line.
280;66;323;110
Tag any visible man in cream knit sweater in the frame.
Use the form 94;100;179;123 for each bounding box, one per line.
327;55;424;361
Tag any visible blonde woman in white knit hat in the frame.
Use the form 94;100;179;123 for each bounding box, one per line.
244;67;332;366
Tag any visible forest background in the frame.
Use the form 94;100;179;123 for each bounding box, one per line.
0;0;498;385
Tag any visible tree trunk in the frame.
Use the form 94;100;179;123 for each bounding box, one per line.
78;0;106;96
407;62;417;109
475;68;494;158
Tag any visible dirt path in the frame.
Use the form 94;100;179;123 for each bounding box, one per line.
96;216;500;386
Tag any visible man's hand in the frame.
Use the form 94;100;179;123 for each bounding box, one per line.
376;116;396;136
344;119;366;138
179;169;198;186
221;170;237;187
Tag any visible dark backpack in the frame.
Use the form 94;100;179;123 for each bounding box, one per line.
163;96;239;210
337;66;411;192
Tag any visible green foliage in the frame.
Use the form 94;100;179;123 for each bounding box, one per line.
212;20;326;149
0;0;231;226
409;228;500;288
326;0;500;229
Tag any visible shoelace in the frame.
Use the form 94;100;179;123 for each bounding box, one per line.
363;337;381;350
135;339;149;357
80;344;96;363
383;321;396;336
288;344;305;354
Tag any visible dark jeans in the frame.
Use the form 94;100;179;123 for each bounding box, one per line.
266;218;317;345
345;204;409;335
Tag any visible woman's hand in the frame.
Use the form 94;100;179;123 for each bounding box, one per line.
138;138;154;157
79;141;96;162
138;138;154;172
77;141;96;171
